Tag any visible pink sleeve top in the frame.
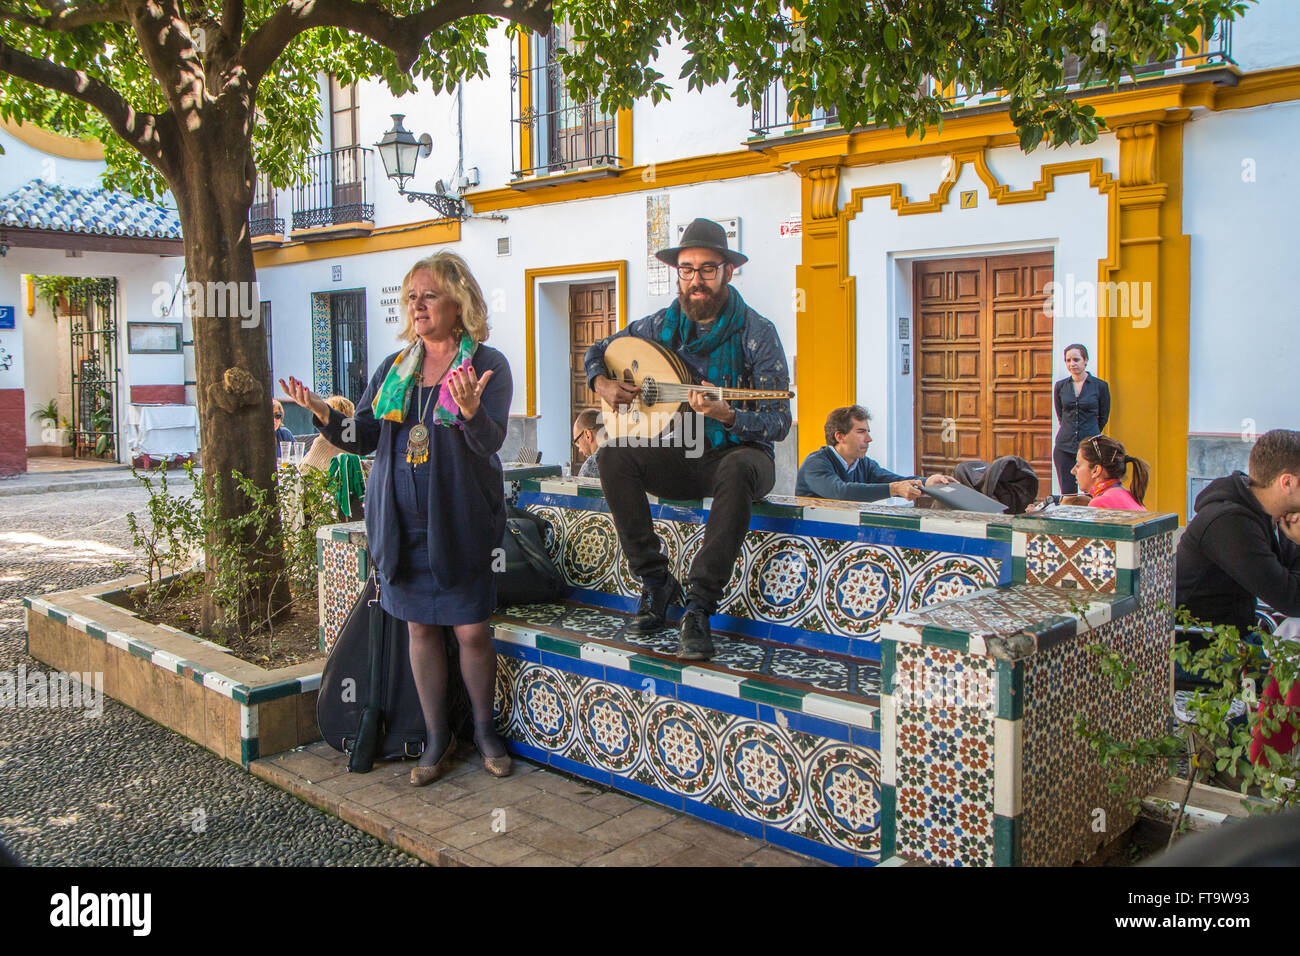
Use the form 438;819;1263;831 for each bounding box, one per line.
1088;485;1145;511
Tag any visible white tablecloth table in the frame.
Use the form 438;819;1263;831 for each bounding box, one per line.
127;403;200;457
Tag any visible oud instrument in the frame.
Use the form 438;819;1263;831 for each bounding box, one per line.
599;337;793;442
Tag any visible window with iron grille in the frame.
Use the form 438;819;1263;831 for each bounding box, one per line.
330;291;368;405
512;25;620;178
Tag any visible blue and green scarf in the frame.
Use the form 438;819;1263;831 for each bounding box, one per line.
371;334;477;428
659;285;747;449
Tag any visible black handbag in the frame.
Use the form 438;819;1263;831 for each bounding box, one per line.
496;504;568;607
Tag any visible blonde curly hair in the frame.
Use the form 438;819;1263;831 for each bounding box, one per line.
396;251;490;345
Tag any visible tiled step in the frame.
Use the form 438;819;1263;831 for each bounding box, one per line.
493;600;880;731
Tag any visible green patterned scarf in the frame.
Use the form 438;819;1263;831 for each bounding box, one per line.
371;334;477;427
659;285;747;449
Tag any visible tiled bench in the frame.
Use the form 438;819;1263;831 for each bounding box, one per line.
318;480;1178;867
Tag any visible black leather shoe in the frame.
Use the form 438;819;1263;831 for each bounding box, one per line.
676;608;715;661
629;574;683;633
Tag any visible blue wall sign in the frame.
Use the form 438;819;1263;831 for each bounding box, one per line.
0;306;14;330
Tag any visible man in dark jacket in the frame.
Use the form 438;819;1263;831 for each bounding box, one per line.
587;219;791;661
1176;428;1300;635
795;405;954;502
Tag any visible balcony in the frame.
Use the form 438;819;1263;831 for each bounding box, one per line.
249;171;285;247
290;146;376;239
750;18;1235;140
510;48;622;186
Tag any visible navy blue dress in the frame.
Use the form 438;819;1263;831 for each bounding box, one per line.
316;345;512;627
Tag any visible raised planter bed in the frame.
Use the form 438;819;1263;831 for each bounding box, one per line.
24;574;322;768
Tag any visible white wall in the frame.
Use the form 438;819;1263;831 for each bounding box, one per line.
21;296;56;443
0;268;24;400
631;38;761;166
1184;99;1300;435
841;139;1115;481
1229;0;1300;72
255;169;802;463
0;127;107;196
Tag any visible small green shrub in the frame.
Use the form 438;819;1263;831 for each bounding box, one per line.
126;461;344;647
1076;603;1300;849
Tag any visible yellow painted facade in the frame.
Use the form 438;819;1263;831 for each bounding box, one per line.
239;64;1300;520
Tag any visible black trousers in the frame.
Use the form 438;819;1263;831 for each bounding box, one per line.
597;441;775;614
1054;447;1079;495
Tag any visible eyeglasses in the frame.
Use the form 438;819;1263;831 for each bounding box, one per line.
273;412;283;419
676;262;724;280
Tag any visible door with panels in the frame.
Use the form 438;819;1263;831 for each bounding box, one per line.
913;253;1054;491
568;281;617;466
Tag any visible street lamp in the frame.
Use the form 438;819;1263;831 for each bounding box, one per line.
376;114;468;222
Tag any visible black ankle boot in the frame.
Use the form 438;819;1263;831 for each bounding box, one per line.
676;607;715;661
630;574;683;633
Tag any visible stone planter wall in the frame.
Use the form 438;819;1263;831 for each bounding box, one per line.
24;575;323;768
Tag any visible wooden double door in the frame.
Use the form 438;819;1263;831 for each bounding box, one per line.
913;252;1054;490
569;281;617;465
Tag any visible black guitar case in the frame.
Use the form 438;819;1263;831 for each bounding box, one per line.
317;501;564;768
317;577;473;766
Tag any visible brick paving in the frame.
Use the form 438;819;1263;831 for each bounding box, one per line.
253;740;822;867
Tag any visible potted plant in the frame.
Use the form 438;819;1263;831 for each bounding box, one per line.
29;398;69;447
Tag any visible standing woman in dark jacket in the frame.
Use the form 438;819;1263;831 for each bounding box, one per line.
281;251;513;784
1053;343;1110;494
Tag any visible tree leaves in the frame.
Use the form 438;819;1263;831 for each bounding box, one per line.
0;0;1256;198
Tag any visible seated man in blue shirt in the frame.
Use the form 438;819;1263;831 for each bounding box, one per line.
796;405;954;502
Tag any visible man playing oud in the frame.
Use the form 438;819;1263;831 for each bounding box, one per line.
586;218;791;660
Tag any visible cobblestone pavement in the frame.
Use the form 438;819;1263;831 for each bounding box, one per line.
0;487;421;866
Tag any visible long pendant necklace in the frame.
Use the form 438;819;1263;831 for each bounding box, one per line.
406;349;459;466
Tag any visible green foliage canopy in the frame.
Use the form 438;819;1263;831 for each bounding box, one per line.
0;0;1254;204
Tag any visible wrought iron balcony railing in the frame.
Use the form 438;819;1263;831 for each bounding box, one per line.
249;171;285;238
291;146;375;230
751;19;1234;139
510;53;620;179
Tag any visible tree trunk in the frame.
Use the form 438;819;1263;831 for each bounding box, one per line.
171;131;290;637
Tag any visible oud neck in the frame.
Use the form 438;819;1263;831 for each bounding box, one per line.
703;387;784;400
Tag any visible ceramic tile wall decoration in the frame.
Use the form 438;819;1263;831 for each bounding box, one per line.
495;652;882;862
318;488;1178;867
892;644;997;866
522;492;1006;647
1018;565;1172;866
318;539;364;651
493;603;881;699
310;293;332;396
1023;534;1117;592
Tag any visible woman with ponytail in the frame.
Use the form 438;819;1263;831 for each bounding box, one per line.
1072;435;1150;511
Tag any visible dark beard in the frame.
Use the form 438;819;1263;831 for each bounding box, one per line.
679;282;729;323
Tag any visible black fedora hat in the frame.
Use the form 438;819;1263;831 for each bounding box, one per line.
655;217;748;268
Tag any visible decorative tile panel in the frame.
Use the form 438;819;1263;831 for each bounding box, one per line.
494;603;881;701
886;584;1131;645
494;653;882;863
311;292;332;396
521;492;1006;650
1023;534;1117;593
891;644;997;866
1018;604;1171;866
318;538;365;652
